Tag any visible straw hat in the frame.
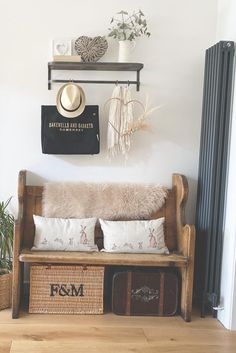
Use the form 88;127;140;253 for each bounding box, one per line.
56;83;86;118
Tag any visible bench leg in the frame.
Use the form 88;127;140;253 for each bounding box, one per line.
178;224;195;322
180;264;194;322
12;259;22;319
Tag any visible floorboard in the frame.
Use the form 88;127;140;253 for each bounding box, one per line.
0;309;235;353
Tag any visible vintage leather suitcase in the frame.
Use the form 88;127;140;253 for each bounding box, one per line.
112;270;179;316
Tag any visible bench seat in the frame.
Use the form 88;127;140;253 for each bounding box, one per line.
19;249;188;267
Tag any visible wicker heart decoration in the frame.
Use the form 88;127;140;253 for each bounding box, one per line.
74;36;108;62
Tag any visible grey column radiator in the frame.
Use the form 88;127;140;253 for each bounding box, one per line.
195;41;235;316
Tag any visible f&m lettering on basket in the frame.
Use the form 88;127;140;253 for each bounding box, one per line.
50;283;84;297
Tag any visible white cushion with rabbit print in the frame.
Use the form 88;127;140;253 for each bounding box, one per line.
99;217;169;254
32;215;98;251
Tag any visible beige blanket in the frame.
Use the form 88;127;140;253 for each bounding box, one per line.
42;182;167;220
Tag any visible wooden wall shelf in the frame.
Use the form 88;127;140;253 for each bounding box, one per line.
48;62;144;91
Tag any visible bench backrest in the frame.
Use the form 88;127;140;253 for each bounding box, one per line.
17;171;188;252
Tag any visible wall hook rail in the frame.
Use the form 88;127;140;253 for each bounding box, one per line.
48;62;144;91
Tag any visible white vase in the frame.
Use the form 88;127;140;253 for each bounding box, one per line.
118;40;136;62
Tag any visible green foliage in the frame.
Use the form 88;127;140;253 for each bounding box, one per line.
0;198;14;272
108;9;151;41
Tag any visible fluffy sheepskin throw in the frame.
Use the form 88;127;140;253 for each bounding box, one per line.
42;182;167;220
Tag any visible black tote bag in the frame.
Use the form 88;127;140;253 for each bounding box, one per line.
41;105;100;154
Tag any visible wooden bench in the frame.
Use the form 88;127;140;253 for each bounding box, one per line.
12;170;195;321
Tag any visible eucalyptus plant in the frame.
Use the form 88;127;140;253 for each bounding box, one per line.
0;198;14;273
108;10;151;41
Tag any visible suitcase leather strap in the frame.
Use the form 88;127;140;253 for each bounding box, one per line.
158;272;165;315
126;271;132;315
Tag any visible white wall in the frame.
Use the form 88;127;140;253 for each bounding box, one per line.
216;0;236;331
0;0;217;223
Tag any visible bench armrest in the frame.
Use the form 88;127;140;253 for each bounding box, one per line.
13;170;26;257
172;174;196;257
180;224;195;259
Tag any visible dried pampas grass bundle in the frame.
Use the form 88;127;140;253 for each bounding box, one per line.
122;95;160;137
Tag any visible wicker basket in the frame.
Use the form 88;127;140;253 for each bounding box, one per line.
0;272;12;310
29;265;104;314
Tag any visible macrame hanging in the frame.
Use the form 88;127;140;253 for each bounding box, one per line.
106;86;160;158
107;85;134;158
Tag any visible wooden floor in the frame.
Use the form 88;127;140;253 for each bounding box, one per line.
0;309;236;353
